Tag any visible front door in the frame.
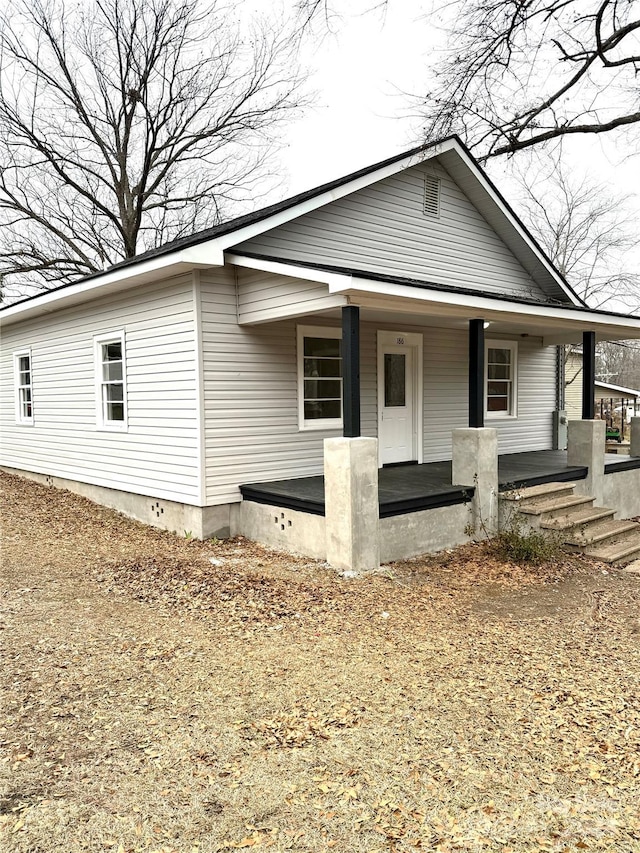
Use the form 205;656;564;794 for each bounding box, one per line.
378;332;422;465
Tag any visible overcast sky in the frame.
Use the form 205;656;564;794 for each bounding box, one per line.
265;1;639;313
277;2;638;216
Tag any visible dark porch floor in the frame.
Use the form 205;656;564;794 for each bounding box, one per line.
241;450;640;519
242;449;640;519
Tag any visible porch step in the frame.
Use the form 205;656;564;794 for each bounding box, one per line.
541;506;616;531
564;518;638;548
503;479;640;566
501;482;577;504
584;530;640;564
517;493;594;518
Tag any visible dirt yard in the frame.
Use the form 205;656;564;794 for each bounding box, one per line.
1;471;640;852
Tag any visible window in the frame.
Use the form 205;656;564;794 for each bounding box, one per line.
14;350;34;424
486;340;517;418
297;325;342;430
95;331;127;429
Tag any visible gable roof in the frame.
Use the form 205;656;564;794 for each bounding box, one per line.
1;135;583;323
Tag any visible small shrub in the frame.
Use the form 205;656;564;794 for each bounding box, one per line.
494;515;563;565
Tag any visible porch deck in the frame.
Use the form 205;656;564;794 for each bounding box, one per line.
241;450;640;519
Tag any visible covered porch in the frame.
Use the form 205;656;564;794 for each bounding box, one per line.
229;255;640;570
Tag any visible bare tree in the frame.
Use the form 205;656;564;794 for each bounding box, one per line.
297;1;640;158
596;340;640;391
418;0;640;158
508;152;640;311
507;150;640;406
0;0;307;300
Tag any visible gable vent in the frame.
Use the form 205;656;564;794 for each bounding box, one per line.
423;174;441;217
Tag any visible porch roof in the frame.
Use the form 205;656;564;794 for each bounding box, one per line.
0;135;582;328
227;253;640;345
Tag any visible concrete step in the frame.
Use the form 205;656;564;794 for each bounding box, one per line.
541;506;615;531
585;531;640;564
564;518;638;548
501;481;577;504
517;494;594;518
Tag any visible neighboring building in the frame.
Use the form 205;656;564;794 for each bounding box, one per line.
565;348;640;425
3;136;640;569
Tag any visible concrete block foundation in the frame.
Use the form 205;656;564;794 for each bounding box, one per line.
237;500;327;560
603;468;640;519
379;503;471;563
1;466;233;540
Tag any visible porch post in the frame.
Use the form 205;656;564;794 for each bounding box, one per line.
452;427;499;535
342;306;360;438
469;319;484;428
568;418;605;505
582;331;596;420
324;437;379;572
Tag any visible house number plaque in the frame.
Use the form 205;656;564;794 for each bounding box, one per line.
396;336;405;345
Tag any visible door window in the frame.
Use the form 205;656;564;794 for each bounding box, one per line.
384;353;406;407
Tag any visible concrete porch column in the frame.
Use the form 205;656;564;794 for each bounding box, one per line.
452;428;498;536
567;419;605;504
630;417;640;458
324;437;379;572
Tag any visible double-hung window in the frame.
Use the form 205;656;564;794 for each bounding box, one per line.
14;350;34;424
297;325;342;430
486;340;517;418
95;331;127;430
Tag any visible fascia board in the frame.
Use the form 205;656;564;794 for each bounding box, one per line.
226;252;353;290
329;278;640;340
0;246;224;326
439;147;579;306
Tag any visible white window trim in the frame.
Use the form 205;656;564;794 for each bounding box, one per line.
485;339;518;419
13;348;34;425
297;324;343;432
94;330;128;431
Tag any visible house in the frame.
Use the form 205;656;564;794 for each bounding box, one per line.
3;135;640;571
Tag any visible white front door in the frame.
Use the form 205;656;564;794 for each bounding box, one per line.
377;332;422;465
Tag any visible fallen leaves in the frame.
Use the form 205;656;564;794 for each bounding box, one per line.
238;704;361;749
3;470;640;852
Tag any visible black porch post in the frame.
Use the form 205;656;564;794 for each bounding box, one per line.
342;306;361;437
469;319;485;428
582;331;596;420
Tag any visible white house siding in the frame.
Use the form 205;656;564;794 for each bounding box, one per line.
0;275;201;503
380;324;555;461
200;270;555;503
200;268;340;504
482;336;556;455
231;160;548;302
236;267;346;324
